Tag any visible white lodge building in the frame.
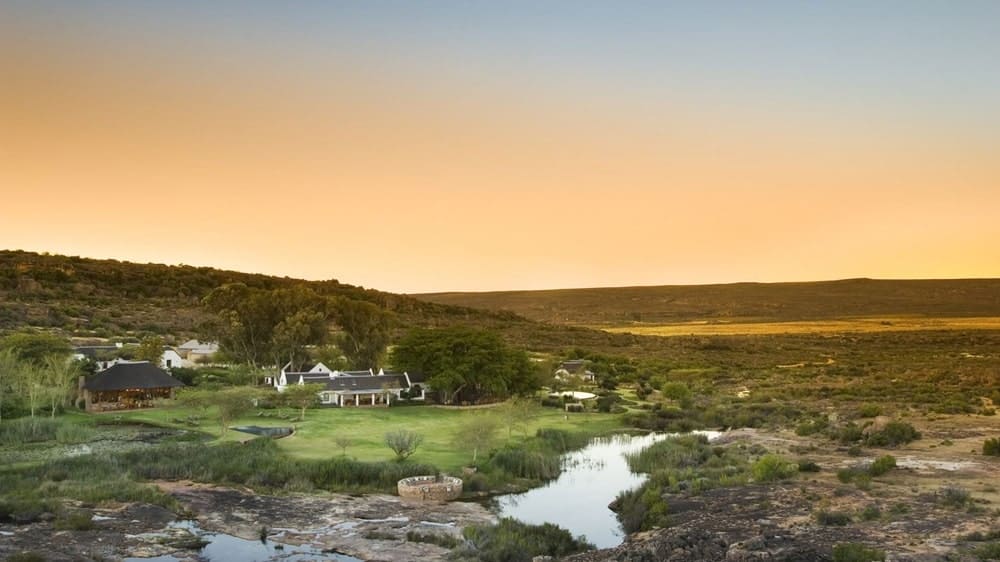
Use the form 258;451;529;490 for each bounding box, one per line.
272;362;428;406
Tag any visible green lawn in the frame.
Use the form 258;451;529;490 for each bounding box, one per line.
110;403;624;473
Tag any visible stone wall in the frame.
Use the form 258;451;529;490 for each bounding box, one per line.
397;475;463;501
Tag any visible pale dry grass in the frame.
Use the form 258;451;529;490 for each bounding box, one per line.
600;316;1000;337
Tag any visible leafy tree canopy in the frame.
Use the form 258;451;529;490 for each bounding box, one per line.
0;331;72;366
330;297;394;369
201;284;330;369
390;327;540;404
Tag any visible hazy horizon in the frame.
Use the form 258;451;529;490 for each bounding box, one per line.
3;2;998;293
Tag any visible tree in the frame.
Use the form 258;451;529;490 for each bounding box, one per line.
280;383;324;420
0;348;23;422
385;429;424;461
334;436;354;456
498;397;540;439
201;284;330;369
661;382;693;408
330;297;393;369
390;328;539;404
454;414;500;464
135;336;165;364
177;386;261;435
0;331;71;366
42;355;81;417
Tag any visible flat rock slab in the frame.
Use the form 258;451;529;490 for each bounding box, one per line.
161;482;496;561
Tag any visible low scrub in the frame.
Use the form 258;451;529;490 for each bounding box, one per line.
832;542;885;562
0;418;94;446
458;517;593;562
53;511;95;531
974;542;1000;560
984;438;1000;457
751;454;798;482
863;421;920;447
868;455;896;476
615;436;754;532
815;509;852;526
406;530;461;549
936;484;971;509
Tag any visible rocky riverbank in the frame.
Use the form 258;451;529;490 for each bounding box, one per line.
0;482;496;562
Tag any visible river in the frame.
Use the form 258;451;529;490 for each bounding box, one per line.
492;430;721;548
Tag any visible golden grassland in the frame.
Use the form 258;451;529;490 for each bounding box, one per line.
599;316;1000;337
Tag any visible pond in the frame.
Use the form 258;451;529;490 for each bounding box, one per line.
125;520;362;562
492;430;722;549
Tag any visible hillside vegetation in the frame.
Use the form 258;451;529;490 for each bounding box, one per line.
416;278;1000;327
0;249;530;339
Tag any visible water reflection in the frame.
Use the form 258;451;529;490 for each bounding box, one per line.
492;431;721;549
125;520;361;562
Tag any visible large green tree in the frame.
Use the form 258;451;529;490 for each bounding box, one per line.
201;284;330;369
135;336;165;364
0;332;74;419
330;297;393;369
390;328;539;404
0;331;71;366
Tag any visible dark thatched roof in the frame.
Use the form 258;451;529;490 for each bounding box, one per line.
83;361;184;391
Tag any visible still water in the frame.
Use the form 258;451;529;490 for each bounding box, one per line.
492;431;721;549
125;520;361;562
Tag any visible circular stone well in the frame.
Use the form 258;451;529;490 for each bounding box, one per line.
397;475;463;501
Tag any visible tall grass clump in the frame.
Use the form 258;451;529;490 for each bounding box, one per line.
488;447;560;480
0;418;92;445
534;428;590;453
626;434;712;473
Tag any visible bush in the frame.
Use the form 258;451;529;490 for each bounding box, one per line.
832;542;885;562
937;485;971;508
974;542;1000;560
984;438;1000;456
614;483;669;533
406;530;460;549
815;510;852;526
54;511;95;531
751;454;798;482
857;404;882;418
797;459;821;472
863;421;920;447
461;518;593;562
384;430;424;461
868;455;896;477
858;505;881;521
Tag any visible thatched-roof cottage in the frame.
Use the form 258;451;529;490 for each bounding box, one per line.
81;361;183;412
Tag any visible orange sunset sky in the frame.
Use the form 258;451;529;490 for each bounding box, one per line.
1;2;998;293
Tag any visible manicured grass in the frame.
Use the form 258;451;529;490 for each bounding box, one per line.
111;403;624;473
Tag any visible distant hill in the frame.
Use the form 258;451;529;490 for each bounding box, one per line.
415;278;1000;327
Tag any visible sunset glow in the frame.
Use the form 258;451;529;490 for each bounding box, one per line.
2;2;998;292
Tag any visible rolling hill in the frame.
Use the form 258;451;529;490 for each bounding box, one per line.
415;278;1000;327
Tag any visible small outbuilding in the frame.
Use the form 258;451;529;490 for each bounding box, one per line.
81;361;184;412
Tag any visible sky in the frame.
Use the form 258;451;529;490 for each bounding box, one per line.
1;1;998;293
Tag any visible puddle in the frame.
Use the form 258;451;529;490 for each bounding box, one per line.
125;520;361;562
